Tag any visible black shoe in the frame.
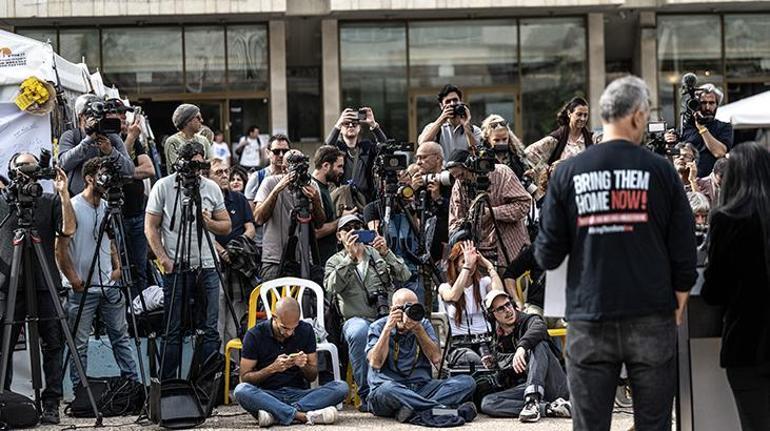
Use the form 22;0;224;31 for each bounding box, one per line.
358;402;370;413
395;405;415;423
458;401;478;423
41;402;60;425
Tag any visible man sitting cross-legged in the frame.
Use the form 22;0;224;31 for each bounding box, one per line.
233;297;349;426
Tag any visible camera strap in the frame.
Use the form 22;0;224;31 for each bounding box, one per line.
393;332;421;377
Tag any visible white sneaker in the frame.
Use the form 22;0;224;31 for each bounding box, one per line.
306;406;338;425
547;398;572;418
519;399;541;423
258;410;276;427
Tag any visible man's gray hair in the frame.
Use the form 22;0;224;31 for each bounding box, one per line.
687;191;710;215
698;83;724;106
599;75;650;123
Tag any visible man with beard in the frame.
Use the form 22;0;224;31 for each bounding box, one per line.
311;145;356;266
665;83;732;177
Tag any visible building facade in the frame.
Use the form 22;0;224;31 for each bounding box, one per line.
3;0;769;150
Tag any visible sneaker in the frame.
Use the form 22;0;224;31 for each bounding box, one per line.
546;398;572;418
306;406;338;425
519;398;541;423
258;410;276;427
457;401;478;423
41;402;60;425
395;405;415;423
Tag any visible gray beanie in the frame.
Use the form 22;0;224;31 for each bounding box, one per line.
172;104;200;130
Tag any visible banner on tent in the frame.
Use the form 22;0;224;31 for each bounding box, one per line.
0;103;53;185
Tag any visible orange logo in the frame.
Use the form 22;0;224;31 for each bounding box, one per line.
0;47;12;57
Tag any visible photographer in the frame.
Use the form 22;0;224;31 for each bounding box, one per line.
673;142;700;192
164;104;212;172
324;214;412;409
479;291;570;423
145;141;231;378
411;142;450;262
0;155;74;424
439;241;502;368
56;157;139;391
366;288;477;425
419;84;483;159
665;83;733;177
58;94;136;195
207;158;255;343
447;149;531;269
311;145;351;265
233;297;348;426
253;149;325;282
326;107;387;202
480;115;528;180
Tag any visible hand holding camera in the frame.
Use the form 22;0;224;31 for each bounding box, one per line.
275;171;296;194
371;234;389;257
335;108;359;129
340;229;365;262
385;306;404;331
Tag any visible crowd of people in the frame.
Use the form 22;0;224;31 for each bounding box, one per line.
0;75;767;431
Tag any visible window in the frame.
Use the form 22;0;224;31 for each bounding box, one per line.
340;23;408;141
59;28;100;66
657;15;722;126
520;17;587;144
724;15;770;80
101;27;184;94
15;28;57;51
227;25;269;92
185;26;226;93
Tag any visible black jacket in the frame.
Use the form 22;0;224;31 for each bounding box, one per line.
535;140;698;321
325;127;387;201
493;312;559;384
702;211;770;368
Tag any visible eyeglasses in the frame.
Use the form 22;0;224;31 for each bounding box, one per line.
489;121;508;129
271;148;289;156
194;115;203;121
676;153;695;163
340;223;363;232
491;301;514;314
341;122;360;128
212;168;229;177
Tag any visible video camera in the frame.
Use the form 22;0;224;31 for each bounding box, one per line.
174;158;210;192
680;73;701;127
645;121;680;157
83;99;124;135
286;153;312;191
94;157;129;204
465;144;497;192
2;149;57;222
376;139;414;174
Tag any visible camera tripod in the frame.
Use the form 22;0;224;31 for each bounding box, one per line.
464;182;513;269
0;199;102;425
282;189;316;280
65;186;150;417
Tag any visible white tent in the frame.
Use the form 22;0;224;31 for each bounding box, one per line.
715;91;770;129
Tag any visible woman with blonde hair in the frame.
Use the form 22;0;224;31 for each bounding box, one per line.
481;114;528;180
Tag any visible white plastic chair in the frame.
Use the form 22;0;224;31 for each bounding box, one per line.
260;277;342;409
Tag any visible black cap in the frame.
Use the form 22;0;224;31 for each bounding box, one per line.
445;149;471;169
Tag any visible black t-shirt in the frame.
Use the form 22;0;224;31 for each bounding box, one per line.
240;319;317;390
215;190;254;246
679;119;733;177
535;140;698;321
0;193;63;292
312;177;337;265
122;139;146;217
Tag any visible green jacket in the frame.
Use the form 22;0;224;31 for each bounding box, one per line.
164;132;212;171
324;246;412;321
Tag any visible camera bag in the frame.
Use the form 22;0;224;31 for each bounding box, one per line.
0;390;39;428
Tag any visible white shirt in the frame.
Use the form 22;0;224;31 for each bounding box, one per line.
239;136;262;167
439;276;492;336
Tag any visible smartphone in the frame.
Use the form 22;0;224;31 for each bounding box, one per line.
288;352;301;358
353;229;377;244
357;108;367;122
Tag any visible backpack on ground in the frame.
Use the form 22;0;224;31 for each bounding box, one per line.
0;390;39;428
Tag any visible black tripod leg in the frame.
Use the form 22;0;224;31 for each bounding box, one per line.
31;239;103;426
0;233;25;395
22;241;43;409
199;210;240;336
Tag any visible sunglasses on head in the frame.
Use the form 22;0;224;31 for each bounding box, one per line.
340;223;363;232
271;148;289;156
489;121;508;129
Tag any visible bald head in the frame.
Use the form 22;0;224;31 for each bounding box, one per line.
416;142;443;174
392;288;418;307
12;153;37;169
275;297;301;320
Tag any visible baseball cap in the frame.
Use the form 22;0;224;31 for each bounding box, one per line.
445;149;471;169
484;290;512;311
337;214;364;231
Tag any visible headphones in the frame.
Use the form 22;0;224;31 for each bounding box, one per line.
6;152;39;181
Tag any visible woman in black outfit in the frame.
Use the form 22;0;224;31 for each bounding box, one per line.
701;142;770;431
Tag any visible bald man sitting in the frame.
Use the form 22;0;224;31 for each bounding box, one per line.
366;289;477;424
233;297;349;426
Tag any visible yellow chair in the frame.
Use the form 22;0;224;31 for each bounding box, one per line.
223;285;265;405
515;272;568;348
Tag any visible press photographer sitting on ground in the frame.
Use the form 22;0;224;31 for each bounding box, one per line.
665;82;732;177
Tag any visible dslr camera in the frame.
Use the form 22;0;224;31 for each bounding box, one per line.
83;99;123;135
396;302;426;322
645;121;679;157
421;171;452;187
452;103;467;119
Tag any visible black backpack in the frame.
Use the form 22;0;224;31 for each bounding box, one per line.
0;391;39;429
66;376;145;418
189;351;225;417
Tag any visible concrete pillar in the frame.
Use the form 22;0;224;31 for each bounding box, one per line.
321;19;340;138
639;11;659;116
269;20;288;135
587;12;606;131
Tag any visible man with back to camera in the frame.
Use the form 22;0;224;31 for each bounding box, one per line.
145;141;231;378
535;75;698;431
58;94;136;195
418;84;483;159
665;83;732;178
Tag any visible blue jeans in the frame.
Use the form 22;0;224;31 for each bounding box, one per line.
368;375;476;417
233;381;349;425
566;312;677;431
403;275;425;306
342;317;372;401
122;213;148;299
67;288;138;388
161;268;220;379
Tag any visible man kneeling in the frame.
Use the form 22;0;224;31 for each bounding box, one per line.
234;297;349;426
480;290;571;423
366;288;477;424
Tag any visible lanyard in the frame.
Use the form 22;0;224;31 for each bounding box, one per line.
393;332;421;377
